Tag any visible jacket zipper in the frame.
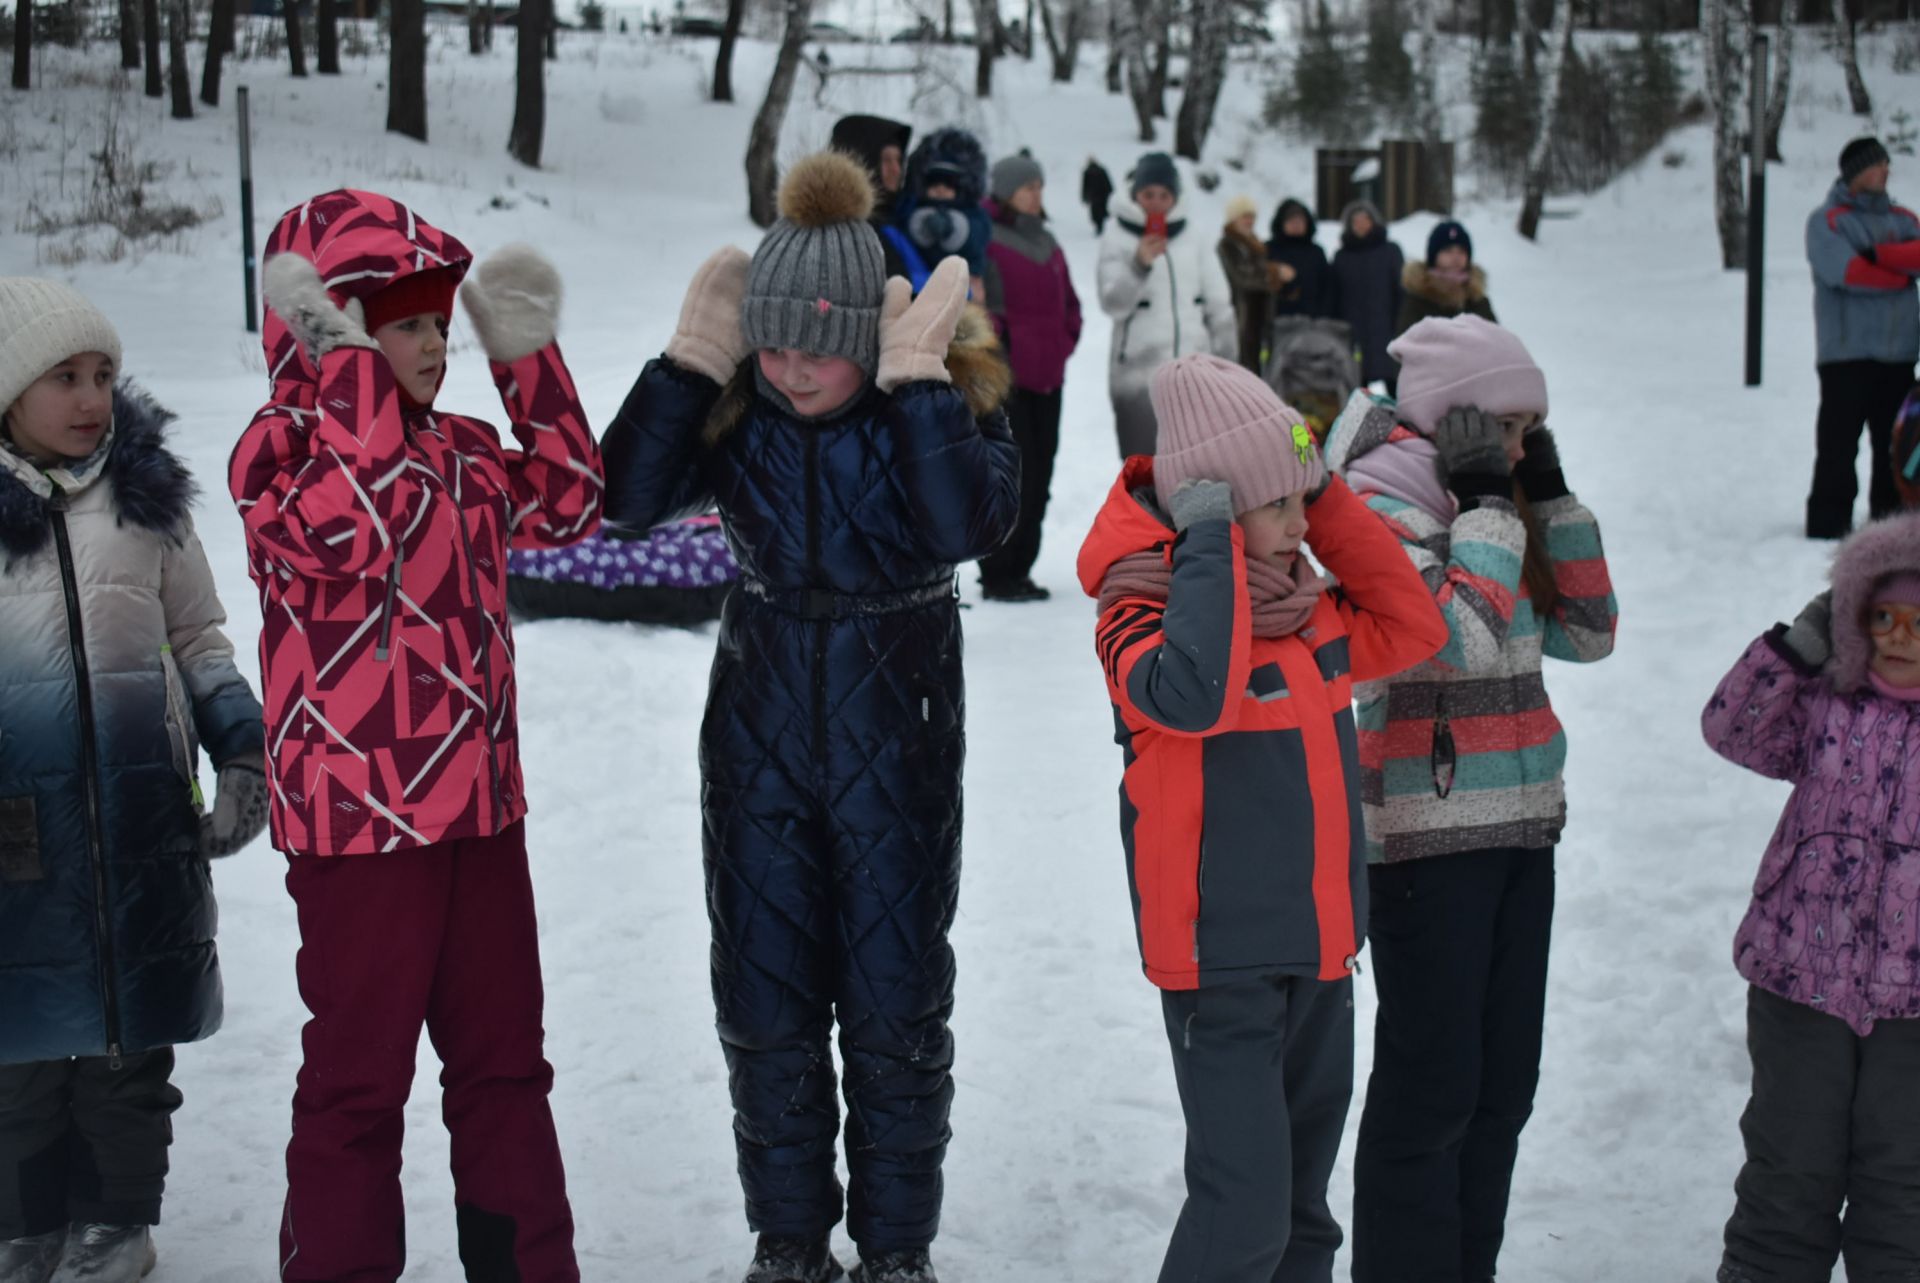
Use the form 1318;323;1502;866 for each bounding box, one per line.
1192;830;1205;964
1431;689;1457;800
806;430;828;765
50;498;124;1067
1167;251;1183;356
428;451;504;822
374;541;403;663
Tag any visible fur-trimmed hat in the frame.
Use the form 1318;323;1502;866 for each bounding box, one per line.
742;152;887;375
1828;512;1920;693
0;278;122;417
1151;353;1326;516
1224;194;1258;225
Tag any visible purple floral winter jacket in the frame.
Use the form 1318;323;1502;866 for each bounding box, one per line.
1701;515;1920;1036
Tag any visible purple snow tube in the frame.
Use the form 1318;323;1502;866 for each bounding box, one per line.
507;516;738;625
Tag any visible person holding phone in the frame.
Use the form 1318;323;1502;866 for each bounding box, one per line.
1096;152;1238;458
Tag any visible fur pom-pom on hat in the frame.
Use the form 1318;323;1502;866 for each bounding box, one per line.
781;152;877;228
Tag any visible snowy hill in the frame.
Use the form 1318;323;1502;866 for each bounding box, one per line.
2;25;1917;1279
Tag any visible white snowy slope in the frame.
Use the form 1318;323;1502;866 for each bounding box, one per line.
1;26;1912;1280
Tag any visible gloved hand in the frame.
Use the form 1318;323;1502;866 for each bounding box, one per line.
264;254;376;363
1168;478;1234;532
1432;406;1512;499
663;246;751;385
877;256;970;393
199;761;270;858
1781;589;1834;670
1513;425;1569;502
460;244;564;363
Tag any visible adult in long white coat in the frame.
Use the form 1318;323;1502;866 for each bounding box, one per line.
1097;153;1238;458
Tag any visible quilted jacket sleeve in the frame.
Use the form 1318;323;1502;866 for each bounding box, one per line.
1701;629;1825;783
1097;233;1153;318
160;518;265;768
228;347;416;582
1808;201;1912;292
1366;491;1527;676
489;341;604;549
886;383;1021;564
600;356;720;533
1307;476;1448;682
1533;491;1618;663
1098;518;1251;737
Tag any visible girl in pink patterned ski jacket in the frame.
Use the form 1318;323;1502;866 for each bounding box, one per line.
1704;510;1920;1282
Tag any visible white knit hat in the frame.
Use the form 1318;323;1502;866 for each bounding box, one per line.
0;278;123;415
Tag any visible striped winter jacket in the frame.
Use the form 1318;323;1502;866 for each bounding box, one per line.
229;190;603;856
1325;394;1617;864
1077;462;1446;990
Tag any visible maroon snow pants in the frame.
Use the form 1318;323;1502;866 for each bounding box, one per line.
279;822;577;1282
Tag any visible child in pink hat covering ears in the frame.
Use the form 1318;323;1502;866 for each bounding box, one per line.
1078;353;1445;1282
1324;314;1618;1283
1706;512;1920;1283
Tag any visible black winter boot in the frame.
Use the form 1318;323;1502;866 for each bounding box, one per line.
851;1248;938;1283
744;1234;845;1283
0;1228;66;1283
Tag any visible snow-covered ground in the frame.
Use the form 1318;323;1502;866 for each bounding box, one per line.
3;23;1917;1280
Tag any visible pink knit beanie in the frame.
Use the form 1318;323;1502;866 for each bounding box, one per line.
1389;314;1549;436
1150;353;1327;515
1873;570;1920;607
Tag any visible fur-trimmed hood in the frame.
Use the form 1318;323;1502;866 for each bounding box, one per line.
702;303;1011;444
1829;511;1920;694
901;127;990;211
0;383;195;563
1402;260;1488;310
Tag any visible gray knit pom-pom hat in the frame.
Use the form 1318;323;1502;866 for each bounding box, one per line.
742;152;888;376
0;278;122;415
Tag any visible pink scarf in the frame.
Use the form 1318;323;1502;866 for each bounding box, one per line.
1098;545;1327;638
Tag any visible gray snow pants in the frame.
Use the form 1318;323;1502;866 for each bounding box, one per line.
1158;974;1355;1283
1721;986;1920;1283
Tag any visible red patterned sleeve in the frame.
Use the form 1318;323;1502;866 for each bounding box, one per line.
229;346;416;581
488;340;605;549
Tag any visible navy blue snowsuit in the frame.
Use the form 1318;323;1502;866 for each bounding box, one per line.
601;339;1019;1252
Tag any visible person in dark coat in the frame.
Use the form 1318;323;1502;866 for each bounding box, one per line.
601;152;1019;1283
1266;196;1331;320
1329;199;1405;393
830;113;914;281
896;127;994;301
980;152;1082;602
1082;157;1115;234
0;280;265;1280
1395;220;1496;340
1218;194;1283;374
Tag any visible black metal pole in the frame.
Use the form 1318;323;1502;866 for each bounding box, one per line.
239;85;258;334
1745;33;1768;387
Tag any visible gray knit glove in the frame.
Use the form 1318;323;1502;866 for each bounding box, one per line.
1781;590;1833;670
264;254;375;362
200;762;270;858
460;244;563;363
1432;406;1513;506
1168;479;1235;532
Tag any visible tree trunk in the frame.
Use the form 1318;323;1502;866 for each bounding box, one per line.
1023;0;1034;56
509;0;547;165
1114;0;1156;138
485;0;495;49
201;0;231;103
1174;0;1230;159
1148;3;1170;117
943;0;953;40
11;0;28;90
1701;0;1746;266
387;0;426;140
1515;0;1535;76
1039;0;1081;80
1834;0;1870;114
1516;0;1573;240
168;0;192;115
1105;4;1122;90
970;0;997;94
316;0;339;72
119;0;141;68
468;0;484;52
1763;0;1795;161
745;0;814;228
143;0;163;94
284;0;308;75
713;0;745;99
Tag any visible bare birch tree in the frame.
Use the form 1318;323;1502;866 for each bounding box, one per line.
509;0;548;165
1701;0;1746;266
143;0;163;94
1039;0;1085;82
201;0;233;104
1763;0;1796;161
167;0;191;116
119;0;140;69
745;0;815;227
1834;0;1870;115
1516;0;1573;240
713;0;746;100
11;0;28;90
969;0;999;94
388;0;427;140
1113;0;1157;140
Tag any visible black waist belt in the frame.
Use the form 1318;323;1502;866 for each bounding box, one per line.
739;576;958;621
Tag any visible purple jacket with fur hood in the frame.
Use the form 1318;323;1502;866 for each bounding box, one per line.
1702;512;1920;1035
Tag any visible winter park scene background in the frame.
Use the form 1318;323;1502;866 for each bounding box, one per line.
3;0;1919;1273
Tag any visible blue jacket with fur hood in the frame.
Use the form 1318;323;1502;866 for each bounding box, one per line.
0;387;263;1064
